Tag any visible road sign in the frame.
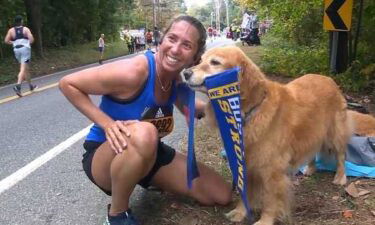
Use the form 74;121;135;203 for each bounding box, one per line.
324;0;353;31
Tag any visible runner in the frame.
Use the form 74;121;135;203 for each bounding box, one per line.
139;32;146;51
124;32;134;54
153;26;160;51
207;26;213;41
98;34;105;64
145;29;153;50
4;15;37;97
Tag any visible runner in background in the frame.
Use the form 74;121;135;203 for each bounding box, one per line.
98;34;105;64
4;15;37;97
124;32;134;54
139;32;146;51
207;26;213;41
145;29;153;50
153;26;160;51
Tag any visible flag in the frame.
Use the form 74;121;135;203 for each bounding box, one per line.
204;67;252;217
178;83;200;189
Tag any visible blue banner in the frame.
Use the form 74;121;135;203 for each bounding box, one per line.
203;67;251;217
178;83;200;189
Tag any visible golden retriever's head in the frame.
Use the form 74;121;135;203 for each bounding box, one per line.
183;46;249;92
183;46;267;113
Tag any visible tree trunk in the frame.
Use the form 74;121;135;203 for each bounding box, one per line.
0;44;3;59
24;0;44;58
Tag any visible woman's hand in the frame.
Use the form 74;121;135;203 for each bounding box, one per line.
104;120;139;154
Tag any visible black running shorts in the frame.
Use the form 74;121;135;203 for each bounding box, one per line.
82;140;176;196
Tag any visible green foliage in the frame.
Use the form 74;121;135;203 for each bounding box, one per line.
117;0;145;29
187;0;243;29
234;0;375;93
353;0;375;64
261;35;329;77
41;0;126;47
0;0;26;58
0;0;136;51
235;0;324;45
334;61;375;93
187;3;214;27
259;0;324;45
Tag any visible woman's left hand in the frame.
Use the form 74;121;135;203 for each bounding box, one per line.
105;120;139;154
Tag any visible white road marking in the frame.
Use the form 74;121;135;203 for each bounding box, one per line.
0;125;92;195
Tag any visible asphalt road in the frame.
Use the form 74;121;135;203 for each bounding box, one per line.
0;37;235;225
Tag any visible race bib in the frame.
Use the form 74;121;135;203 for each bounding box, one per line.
141;106;174;138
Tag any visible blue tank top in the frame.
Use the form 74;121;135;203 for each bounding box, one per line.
86;51;177;143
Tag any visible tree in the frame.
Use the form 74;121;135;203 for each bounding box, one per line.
24;0;43;57
0;0;25;58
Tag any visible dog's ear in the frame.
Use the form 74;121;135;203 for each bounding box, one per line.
238;53;265;83
238;54;265;85
238;53;267;111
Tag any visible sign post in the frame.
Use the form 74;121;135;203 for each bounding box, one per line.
324;0;353;73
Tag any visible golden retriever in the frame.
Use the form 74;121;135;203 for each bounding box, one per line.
349;110;375;136
183;46;353;225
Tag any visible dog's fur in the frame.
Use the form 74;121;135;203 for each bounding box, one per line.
184;46;353;225
349;110;375;136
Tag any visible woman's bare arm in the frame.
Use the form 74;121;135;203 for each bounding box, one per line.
59;56;147;128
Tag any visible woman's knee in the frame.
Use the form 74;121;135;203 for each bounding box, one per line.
193;170;232;205
127;121;159;158
216;184;232;205
207;181;232;205
192;184;232;206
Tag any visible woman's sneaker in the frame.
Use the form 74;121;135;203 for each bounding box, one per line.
103;205;139;225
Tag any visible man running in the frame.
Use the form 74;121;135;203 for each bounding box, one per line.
4;15;37;97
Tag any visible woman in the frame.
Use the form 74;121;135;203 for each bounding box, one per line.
4;15;37;97
59;15;231;225
98;33;105;64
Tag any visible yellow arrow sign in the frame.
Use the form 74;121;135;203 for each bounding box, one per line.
324;0;353;31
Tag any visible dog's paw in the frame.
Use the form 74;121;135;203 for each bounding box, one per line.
225;209;246;222
333;174;347;185
253;220;273;225
253;221;269;225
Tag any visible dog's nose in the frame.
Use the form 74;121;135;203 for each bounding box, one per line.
183;69;193;81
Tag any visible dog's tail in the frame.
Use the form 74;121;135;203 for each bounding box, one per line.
348;110;375;136
346;109;356;138
321;107;354;160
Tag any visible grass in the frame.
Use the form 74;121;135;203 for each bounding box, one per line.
237;42;264;65
0;40;129;86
